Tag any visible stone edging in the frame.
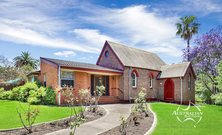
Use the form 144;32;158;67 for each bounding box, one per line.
145;104;157;135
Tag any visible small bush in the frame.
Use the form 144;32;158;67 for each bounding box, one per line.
211;93;222;105
35;81;42;88
1;82;56;105
42;86;56;105
0;88;5;99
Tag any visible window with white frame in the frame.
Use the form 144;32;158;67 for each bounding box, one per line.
188;74;191;90
132;72;137;87
61;71;74;87
150;75;153;88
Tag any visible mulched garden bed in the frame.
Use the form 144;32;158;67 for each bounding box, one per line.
99;109;154;135
0;107;106;135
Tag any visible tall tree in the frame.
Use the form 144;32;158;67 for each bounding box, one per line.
183;25;222;95
13;51;39;70
176;15;200;61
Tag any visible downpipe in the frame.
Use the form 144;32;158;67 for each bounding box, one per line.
180;77;183;104
129;67;132;103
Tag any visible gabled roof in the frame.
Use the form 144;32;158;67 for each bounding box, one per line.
40;57;122;73
157;62;193;79
107;41;166;70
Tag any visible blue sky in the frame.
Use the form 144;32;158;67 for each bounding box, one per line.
0;0;222;66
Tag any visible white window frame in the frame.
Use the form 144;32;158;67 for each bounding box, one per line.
150;75;153;88
61;71;75;88
132;72;137;87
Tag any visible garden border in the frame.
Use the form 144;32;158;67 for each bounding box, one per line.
145;104;157;135
0;106;107;132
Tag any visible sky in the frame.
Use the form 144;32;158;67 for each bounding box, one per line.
0;0;222;66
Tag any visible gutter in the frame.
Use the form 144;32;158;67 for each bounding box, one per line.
129;67;132;103
180;77;182;104
58;66;61;86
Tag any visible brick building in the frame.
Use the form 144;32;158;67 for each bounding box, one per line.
28;41;195;105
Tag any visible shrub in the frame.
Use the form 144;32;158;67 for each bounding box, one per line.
0;88;5;99
43;86;56;105
211;93;222;105
35;81;42;88
18;82;38;102
11;86;21;100
2;91;11;100
1;82;56;105
17;102;40;133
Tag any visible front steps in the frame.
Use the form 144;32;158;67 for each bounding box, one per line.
98;96;123;104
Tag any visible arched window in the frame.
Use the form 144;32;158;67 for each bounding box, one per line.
188;74;191;90
150;75;153;88
132;72;137;87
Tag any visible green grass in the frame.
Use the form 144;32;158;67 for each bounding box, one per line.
0;100;81;129
150;102;222;135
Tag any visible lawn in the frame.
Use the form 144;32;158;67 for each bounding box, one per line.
150;102;222;135
0;100;81;129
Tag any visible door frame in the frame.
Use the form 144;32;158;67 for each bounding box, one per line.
164;78;174;100
93;75;109;96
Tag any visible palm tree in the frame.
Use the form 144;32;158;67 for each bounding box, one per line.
13;51;39;69
176;15;200;61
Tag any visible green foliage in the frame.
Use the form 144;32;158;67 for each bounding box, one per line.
17;102;40;133
92;85;105;112
43;86;56;105
216;60;222;91
211;93;222;105
195;74;213;104
0;100;81;129
0;82;56;105
0;88;4;99
35;81;43;88
13;51;39;70
70;116;86;135
119;114;129;135
134;87;147;111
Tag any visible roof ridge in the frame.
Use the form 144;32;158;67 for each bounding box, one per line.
161;62;190;68
107;41;156;55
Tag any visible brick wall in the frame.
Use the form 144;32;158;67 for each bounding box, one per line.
41;61;58;89
97;43;124;71
60;71;91;105
118;67;160;101
182;67;195;103
157;66;195;104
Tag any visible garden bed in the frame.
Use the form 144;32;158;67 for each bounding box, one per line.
99;105;154;135
0;107;106;135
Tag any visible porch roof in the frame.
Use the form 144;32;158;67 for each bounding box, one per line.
40;57;123;75
27;70;41;77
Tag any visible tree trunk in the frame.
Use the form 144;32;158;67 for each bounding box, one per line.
187;39;190;61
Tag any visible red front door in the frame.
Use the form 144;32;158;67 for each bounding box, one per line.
164;79;174;100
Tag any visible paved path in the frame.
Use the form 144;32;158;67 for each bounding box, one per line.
45;103;133;135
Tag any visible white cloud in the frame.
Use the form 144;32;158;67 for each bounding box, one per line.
8;59;13;62
181;0;222;13
72;29;117;47
81;5;184;57
0;21;100;53
54;51;76;57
